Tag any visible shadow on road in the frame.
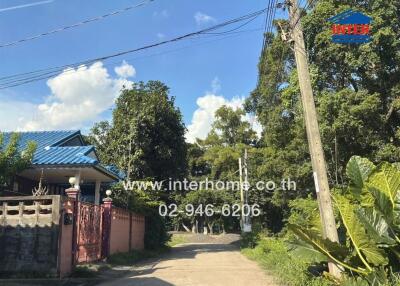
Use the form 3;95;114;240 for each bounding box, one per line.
100;276;174;286
162;242;239;260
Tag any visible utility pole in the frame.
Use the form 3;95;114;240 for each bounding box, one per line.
287;0;341;277
243;149;249;209
238;157;244;229
243;149;251;231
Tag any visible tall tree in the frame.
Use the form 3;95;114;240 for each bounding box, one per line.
88;81;187;182
244;0;400;231
246;0;400;189
196;105;257;180
182;105;259;233
209;106;257;146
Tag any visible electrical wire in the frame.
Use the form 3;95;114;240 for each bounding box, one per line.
202;14;262;35
0;0;155;48
0;8;269;89
267;0;278;36
261;0;275;50
256;0;278;92
0;28;264;90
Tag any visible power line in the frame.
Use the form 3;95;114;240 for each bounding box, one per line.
0;29;263;90
0;0;154;48
0;8;269;89
261;0;275;51
202;14;262;35
267;0;278;36
255;0;278;93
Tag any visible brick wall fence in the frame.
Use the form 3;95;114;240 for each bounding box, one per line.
0;188;145;278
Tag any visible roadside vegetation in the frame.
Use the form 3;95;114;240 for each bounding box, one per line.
242;156;400;285
242;237;332;286
167;233;189;247
0;133;36;195
239;0;400;285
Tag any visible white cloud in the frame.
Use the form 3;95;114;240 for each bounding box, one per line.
0;100;37;131
114;60;136;78
6;61;134;131
194;12;216;25
244;113;263;138
185;78;262;143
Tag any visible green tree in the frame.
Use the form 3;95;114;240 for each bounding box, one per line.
88;81;187;247
88;81;187;182
85;121;112;164
0;133;36;188
195;105;257;181
244;0;400;232
207;105;257;146
183;188;236;234
187;143;210;178
184;105;258;233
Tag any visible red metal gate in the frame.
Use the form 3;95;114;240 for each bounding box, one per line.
74;201;103;263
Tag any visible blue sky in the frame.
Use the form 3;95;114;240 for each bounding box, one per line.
0;0;274;141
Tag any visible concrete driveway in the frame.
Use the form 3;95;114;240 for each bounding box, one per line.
98;235;278;286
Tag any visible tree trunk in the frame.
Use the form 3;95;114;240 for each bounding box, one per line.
207;222;215;235
182;222;191;232
192;220;199;233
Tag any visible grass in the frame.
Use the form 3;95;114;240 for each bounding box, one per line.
241;237;333;286
167;233;189;247
242;237;400;286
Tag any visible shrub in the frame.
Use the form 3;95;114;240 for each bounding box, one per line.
240;220;264;248
242;237;332;286
289;156;400;285
144;209;171;250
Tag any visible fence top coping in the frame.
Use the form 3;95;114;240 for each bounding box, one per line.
0;195;60;201
111;206;145;217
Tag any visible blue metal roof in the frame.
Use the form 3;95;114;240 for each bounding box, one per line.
104;165;126;180
1;130;124;180
33;146;97;165
2;130;80;152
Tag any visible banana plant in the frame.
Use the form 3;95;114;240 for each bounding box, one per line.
289;156;400;282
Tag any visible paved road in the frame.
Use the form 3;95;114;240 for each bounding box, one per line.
98;235;278;286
